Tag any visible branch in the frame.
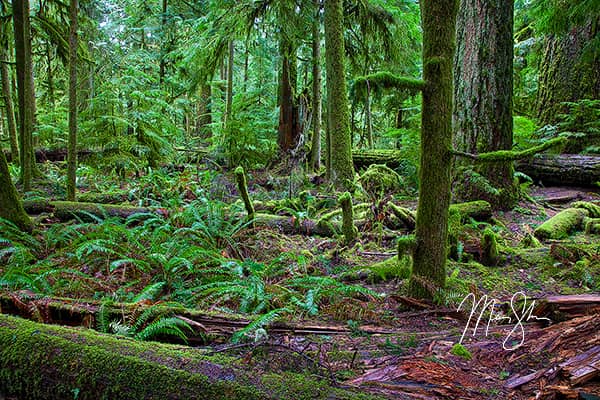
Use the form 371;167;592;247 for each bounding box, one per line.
352;71;425;99
451;137;567;163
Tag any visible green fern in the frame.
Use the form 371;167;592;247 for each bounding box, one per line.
231;308;290;344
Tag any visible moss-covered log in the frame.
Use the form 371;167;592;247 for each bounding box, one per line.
339;192;358;244
23;199;149;221
235;166;255;221
534;208;590;240
0;150;32;231
448;200;492;222
254;213;339;237
516;154;600;187
0;314;379;400
352;72;425;99
351;149;403;169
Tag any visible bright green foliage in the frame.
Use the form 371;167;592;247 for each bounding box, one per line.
534;208;589;240
450;343;472;360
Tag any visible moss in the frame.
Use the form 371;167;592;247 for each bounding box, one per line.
448;200;492;222
534;208;589;240
0;315;384;400
481;228;499;266
452;137;567;163
52;201;148;221
352;71;425;99
234;166;255;221
0;150;32;232
520;232;542;248
339;191;358;244
585;218;600;234
359;164;404;200
397;234;416;257
342;255;412;283
450;343;472;360
573;201;600;218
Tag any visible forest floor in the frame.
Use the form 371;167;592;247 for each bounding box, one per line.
2;163;600;399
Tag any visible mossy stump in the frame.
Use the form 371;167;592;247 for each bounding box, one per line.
339;191;358;244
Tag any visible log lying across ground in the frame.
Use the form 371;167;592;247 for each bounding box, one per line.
3;148;93;163
23;199;149;221
352;149;402;169
0;314;379;400
516;154;600;187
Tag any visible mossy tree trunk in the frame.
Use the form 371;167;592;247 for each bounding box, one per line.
0;149;31;231
13;0;38;191
310;0;322;171
278;39;301;154
324;0;355;188
0;41;19;164
224;40;234;131
66;0;78;201
453;0;517;210
196;82;212;138
409;0;458;300
536;20;600;126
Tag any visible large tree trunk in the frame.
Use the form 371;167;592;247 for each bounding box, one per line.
536;21;600;126
409;0;458;299
12;0;36;191
453;0;517;209
0;43;18;164
310;0;322;171
278;40;300;154
196;82;212;138
0;150;31;231
66;0;78;201
324;0;354;188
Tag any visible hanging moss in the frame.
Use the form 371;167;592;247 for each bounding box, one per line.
235;166;255;221
352;71;425;99
481;228;499;266
534;208;589;240
452;137;567;163
339;191;358;244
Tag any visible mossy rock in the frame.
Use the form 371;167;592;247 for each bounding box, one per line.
359;164;404;200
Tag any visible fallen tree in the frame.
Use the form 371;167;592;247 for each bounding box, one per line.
3;148;92;163
23;199;149;221
516;154;600;187
351;149;403;169
0;314;378;400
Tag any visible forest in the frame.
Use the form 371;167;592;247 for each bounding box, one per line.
0;0;599;398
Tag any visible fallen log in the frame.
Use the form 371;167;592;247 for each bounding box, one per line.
23;199;150;221
0;314;377;400
352;149;402;169
516;154;600;187
3;148;93;163
533;294;600;321
534;207;589;239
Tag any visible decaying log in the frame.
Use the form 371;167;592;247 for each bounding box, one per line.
3;148;92;163
534;207;589;240
0;314;376;400
23;199;150;221
516;154;600;187
533;294;600;321
351;149;403;169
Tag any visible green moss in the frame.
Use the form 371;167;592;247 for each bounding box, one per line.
234;166;255;221
352;71;425;99
573;201;600;218
448;200;492;222
453;137;567;163
0;150;32;232
534;207;589;240
52;201;148;221
450;343;472;360
339;191;358;244
343;255;412;283
397;235;416;257
481;228;499;266
359;164;404;200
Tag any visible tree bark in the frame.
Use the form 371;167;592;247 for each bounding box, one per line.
66;0;78;201
409;0;458;299
224;40;234;130
196;82;212;138
277;39;300;154
364;82;373;148
310;0;322;171
0;149;31;231
453;0;517;209
12;0;36;191
516;154;600;187
0;44;19;164
536;21;600;126
45;41;55;109
324;0;355;188
159;0;168;85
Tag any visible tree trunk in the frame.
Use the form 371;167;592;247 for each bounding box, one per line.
12;0;36;191
365;82;373;148
409;0;458;299
324;0;354;188
536;21;600;126
45;41;55;109
0;149;31;231
224;40;234;130
159;0;168;85
516;154;600;187
453;0;517;209
196;82;212;138
310;0;322;171
0;44;19;164
66;0;78;201
278;40;300;154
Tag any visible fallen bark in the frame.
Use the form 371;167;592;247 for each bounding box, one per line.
516;154;600;187
0;314;377;400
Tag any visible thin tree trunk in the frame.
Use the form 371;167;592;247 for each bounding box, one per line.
310;0;322;171
453;0;517;209
365;82;373;148
224;40;234;130
46;41;55;109
1;46;19;164
159;0;167;85
278;39;300;154
66;0;78;201
243;41;249;92
409;0;458;299
13;0;36;191
324;0;354;188
196;82;212;138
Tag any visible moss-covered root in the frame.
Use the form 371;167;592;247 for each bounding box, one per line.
585;218;600;235
481;228;499;266
235;166;255;221
573;201;600;218
397;234;417;258
0;315;380;400
339;191;358;244
448;200;492;222
534;208;590;240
